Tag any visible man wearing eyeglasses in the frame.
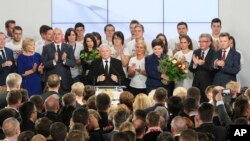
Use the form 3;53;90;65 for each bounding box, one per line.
189;33;215;102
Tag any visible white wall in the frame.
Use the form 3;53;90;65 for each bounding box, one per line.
0;0;249;86
219;0;250;87
0;0;51;40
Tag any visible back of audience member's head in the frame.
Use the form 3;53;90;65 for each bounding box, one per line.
119;121;136;134
173;87;187;101
198;102;214;122
226;81;240;95
31;134;46;141
182;117;194;129
62;92;76;106
30;95;44;112
167;96;183;115
35;117;52;138
244;87;250;100
234;95;250;119
119;91;135;111
205;85;215;101
171;116;187;134
2;117;20;138
187;87;201;104
154;87;168;102
18;131;35;141
114;110;129;129
112;132;130;141
71;82;85;97
87;95;96;110
155;106;169;123
133;93;152;111
72;107;89;125
47;74;60;88
133;109;147;122
50;122;67;141
183;98;199;113
197;132;209;141
20;88;29;103
123;131;136;141
179;129;198;141
157;131;174;141
95;93;111;111
83;85;95;101
88;109;101;121
6;90;22;106
234;117;249;125
19;101;37;120
6;73;22;90
0;108;18;127
69;122;89;141
44;96;59;112
146;111;160;127
66;130;85;141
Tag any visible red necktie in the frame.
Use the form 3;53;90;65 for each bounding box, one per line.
221;50;226;61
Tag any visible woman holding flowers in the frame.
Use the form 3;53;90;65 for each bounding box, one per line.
145;38;175;95
174;35;193;88
80;33;100;84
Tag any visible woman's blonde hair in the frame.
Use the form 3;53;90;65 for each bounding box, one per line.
173;87;187;101
133;93;152;110
22;38;35;52
71;82;85;97
119;121;136;134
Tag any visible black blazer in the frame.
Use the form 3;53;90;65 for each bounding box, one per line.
0;47;16;85
212;48;241;87
189;48;215;94
88;58;126;86
195;123;227;141
42;43;75;90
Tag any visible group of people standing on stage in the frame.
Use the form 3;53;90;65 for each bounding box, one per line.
0;18;242;100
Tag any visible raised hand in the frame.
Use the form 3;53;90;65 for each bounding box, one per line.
62;52;67;61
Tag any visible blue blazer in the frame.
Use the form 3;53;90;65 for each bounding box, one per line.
42;43;75;91
212;48;241;87
0;47;16;85
145;54;163;91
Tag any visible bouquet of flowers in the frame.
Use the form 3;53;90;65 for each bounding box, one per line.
80;50;100;64
158;56;188;85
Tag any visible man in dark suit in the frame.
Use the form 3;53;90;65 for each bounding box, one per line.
42;28;75;94
195;102;227;141
0;32;16;86
88;43;126;86
189;34;215;102
212;32;241;87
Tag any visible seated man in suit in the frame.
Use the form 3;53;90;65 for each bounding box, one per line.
212;32;241;87
88;43;126;86
42;28;75;94
0;32;16;86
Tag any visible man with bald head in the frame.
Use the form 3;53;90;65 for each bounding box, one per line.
88;43;126;86
42;27;75;94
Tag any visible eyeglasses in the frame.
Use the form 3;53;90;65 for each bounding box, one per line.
198;41;209;43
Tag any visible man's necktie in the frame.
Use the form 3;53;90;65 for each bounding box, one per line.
0;50;6;61
201;51;205;60
104;60;108;76
57;45;62;62
221;50;226;61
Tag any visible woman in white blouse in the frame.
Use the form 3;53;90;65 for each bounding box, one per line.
174;35;193;89
128;39;147;96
